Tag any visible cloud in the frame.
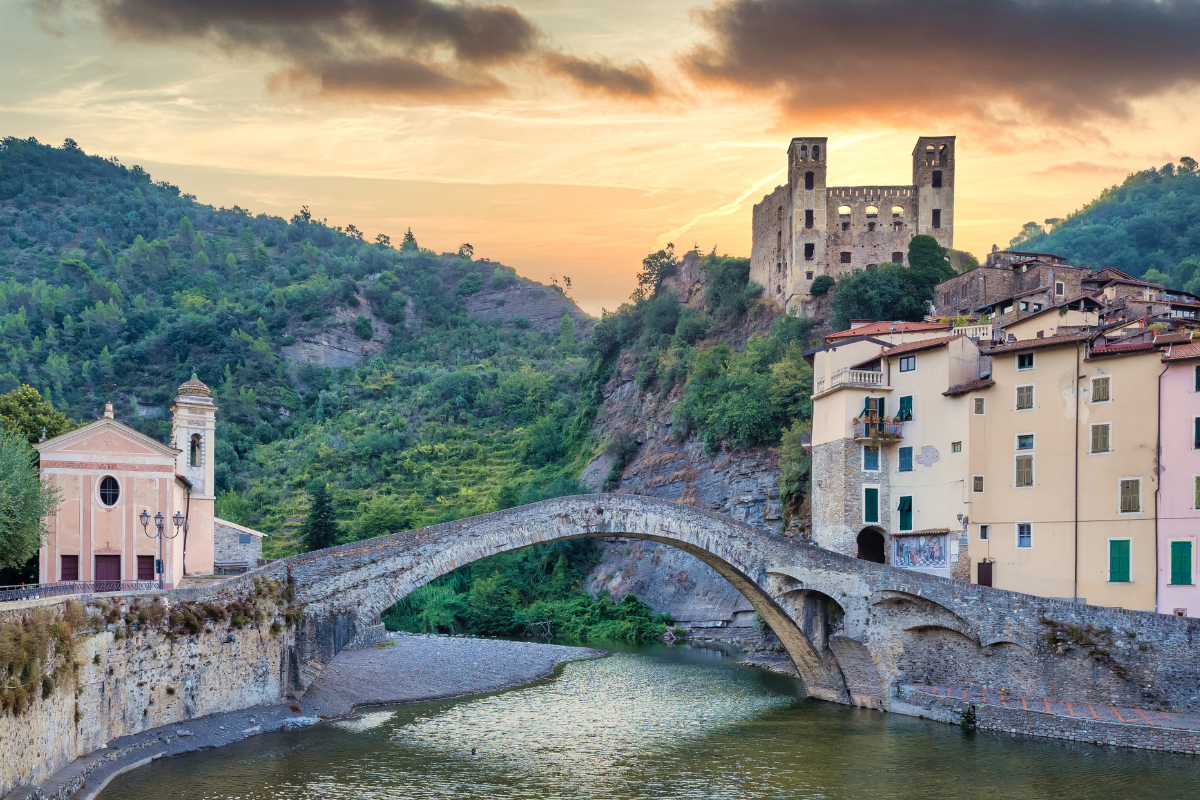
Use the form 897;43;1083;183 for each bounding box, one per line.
546;54;659;98
1033;161;1127;176
61;0;540;98
681;0;1200;126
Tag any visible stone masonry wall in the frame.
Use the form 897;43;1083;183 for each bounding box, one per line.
811;438;891;557
213;521;264;565
0;590;290;798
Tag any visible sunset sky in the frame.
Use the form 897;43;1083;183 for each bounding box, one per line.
4;0;1200;315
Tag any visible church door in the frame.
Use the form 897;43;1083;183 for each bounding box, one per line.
95;555;121;590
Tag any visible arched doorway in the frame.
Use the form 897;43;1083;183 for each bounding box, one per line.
857;528;886;564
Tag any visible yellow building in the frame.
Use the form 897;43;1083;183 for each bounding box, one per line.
969;334;1161;609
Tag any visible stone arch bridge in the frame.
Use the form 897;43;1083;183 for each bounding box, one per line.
249;495;1200;712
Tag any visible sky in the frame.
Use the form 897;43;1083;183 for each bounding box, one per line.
3;0;1200;315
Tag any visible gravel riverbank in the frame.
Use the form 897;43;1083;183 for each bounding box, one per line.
14;634;603;800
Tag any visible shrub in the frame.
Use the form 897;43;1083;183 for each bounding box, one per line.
354;315;373;340
809;275;834;296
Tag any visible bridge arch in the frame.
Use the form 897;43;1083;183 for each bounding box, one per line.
282;495;855;704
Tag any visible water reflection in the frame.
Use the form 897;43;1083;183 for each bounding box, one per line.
100;643;1200;800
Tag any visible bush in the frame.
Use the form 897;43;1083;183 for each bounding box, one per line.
456;272;483;296
809;275;835;296
354;315;373;340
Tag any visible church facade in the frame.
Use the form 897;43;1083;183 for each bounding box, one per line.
34;375;237;588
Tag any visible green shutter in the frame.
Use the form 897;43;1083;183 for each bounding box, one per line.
1195;476;1200;510
1109;540;1130;583
1171;542;1192;586
899;396;912;420
898;496;912;531
897;496;913;512
864;488;878;523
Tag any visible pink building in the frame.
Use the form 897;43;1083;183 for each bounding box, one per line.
1158;341;1200;617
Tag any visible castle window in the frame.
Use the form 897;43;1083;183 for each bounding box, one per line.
804;243;815;260
932;209;942;229
99;476;120;507
866;206;878;219
190;433;201;467
805;171;814;190
812;145;819;160
805;209;814;229
868;222;876;232
939;144;948;166
777;206;783;220
925;144;936;166
800;144;808;162
777;230;782;251
892;251;904;263
840;252;852;264
806;271;813;280
932;170;943;188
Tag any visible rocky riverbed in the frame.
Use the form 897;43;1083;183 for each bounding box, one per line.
14;634;603;800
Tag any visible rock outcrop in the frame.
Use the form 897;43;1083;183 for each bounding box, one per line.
464;280;592;335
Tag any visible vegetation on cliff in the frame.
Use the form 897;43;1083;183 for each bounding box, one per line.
1010;158;1200;286
827;235;956;330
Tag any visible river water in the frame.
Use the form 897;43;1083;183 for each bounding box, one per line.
101;643;1200;800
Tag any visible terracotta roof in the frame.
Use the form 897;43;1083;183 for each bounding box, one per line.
1089;341;1159;359
1164;342;1200;362
177;373;212;398
882;334;965;358
943;378;995;396
984;332;1092;354
825;321;951;341
1154;331;1194;345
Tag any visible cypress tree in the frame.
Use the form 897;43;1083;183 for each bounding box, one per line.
300;483;339;552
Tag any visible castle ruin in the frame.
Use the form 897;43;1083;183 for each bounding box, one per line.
750;136;955;314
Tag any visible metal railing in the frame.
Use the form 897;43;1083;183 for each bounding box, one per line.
853;419;904;440
815;368;887;395
0;580;161;603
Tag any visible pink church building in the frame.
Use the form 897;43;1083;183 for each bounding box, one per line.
1158;341;1200;617
34;375;218;588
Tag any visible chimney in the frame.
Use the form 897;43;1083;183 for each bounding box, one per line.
104;402;114;419
890;321;898;332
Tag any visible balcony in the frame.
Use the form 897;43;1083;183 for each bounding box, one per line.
950;323;996;342
814;368;887;396
853;415;904;443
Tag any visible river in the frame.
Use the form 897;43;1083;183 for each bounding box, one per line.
100;643;1200;799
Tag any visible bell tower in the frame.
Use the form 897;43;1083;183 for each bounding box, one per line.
912;136;955;249
788;136;829;307
171;373;217;574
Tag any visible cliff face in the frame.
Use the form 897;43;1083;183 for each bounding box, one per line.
582;295;788;628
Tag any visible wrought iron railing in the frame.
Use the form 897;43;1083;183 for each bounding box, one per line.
853;418;904;440
0;580;161;603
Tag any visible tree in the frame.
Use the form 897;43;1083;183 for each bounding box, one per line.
458;243;474;258
299;483;339;551
1010;221;1044;248
351;494;418;541
401;228;418;252
633;243;677;299
809;275;835;296
0;386;73;444
354;315;373;340
558;313;576;348
375;233;391;247
0;431;59;569
1180;156;1197;175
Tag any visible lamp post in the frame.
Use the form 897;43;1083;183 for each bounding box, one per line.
140;509;182;589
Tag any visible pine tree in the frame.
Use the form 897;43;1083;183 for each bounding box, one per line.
300;483;339;552
401;227;418;252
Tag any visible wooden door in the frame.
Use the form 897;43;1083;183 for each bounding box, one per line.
137;555;155;581
60;555;79;582
95;555;121;590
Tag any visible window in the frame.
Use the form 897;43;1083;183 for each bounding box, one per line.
777;230;782;251
1195;365;1200;392
1195;417;1200;449
1109;539;1131;582
863;397;885;417
799;144;808;161
979;524;990;541
805;171;815;190
897;396;913;421
1032;304;1042;312
812;145;819;160
1017;352;1034;370
1120;478;1141;513
1171;541;1193;586
932;209;941;229
1091;423;1111;454
840;251;852;264
1017;434;1034;450
1016;385;1034;410
1017;523;1032;548
804;243;815;260
898;496;913;531
99;476;120;506
951;441;962;453
1055;281;1065;296
1092;376;1111;402
973;397;985;415
189;433;201;467
1195;475;1200;509
805;209;814;228
892;251;903;263
1015;455;1033;487
1020;302;1029;312
899;356;916;373
863;446;880;471
864;487;879;524
805;271;813;280
972;475;984;493
898;446;913;472
932;170;942;188
60;554;79;582
239;533;253;545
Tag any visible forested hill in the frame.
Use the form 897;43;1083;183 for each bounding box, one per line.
1010;158;1200;291
0;136;598;551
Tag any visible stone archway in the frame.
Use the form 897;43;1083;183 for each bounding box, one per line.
856;528;886;564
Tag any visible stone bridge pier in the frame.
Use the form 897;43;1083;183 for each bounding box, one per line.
265;495;1200;713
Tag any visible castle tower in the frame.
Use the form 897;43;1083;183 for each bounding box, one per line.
789;137;829;294
912;136;955;250
171;373;217;574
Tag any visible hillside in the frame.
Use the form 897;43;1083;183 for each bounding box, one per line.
0;136;595;554
1010;158;1200;289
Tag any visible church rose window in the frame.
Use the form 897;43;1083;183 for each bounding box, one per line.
99;476;120;506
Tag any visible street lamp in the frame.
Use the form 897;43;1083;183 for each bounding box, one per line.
141;508;182;589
